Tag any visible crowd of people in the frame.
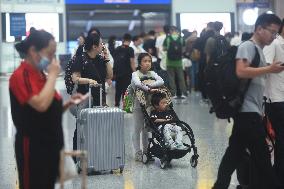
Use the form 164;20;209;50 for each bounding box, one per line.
8;12;284;189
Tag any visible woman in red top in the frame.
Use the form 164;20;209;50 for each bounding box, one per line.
10;29;84;189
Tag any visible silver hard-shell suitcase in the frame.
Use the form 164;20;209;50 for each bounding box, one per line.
77;85;125;174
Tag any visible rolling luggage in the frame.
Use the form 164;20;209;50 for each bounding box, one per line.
77;85;125;174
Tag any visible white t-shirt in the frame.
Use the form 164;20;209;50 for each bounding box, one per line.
264;35;284;102
130;44;146;67
230;35;241;46
155;34;166;59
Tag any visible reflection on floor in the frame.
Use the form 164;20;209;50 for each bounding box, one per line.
0;76;238;189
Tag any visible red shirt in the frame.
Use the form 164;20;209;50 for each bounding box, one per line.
9;61;61;105
9;61;64;147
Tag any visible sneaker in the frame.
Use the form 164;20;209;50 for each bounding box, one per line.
176;143;187;150
180;95;187;99
170;142;177;150
135;150;143;162
172;95;178;99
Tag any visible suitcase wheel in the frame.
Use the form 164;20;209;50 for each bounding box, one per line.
119;165;124;174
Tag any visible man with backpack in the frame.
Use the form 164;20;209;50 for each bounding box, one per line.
163;26;187;98
213;13;284;189
113;33;136;107
204;21;230;65
194;22;215;101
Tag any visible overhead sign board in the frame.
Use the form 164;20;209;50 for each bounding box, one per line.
66;0;171;4
10;13;26;37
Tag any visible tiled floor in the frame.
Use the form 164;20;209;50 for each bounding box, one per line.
0;76;239;189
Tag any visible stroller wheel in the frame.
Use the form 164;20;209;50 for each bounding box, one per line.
142;153;149;164
160;160;167;169
160;155;168;169
119;165;124;174
190;155;198;168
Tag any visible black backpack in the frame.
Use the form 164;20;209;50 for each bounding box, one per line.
113;46;132;77
204;43;260;119
64;55;77;95
166;36;183;61
64;49;87;95
210;35;230;64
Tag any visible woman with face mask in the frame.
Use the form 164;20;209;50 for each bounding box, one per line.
10;29;85;189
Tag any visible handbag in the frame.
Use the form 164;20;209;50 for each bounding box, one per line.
190;49;200;62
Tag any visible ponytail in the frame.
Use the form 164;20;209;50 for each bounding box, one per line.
14;28;54;58
15;40;28;59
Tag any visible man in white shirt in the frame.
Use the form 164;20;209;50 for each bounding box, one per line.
130;35;146;68
230;31;242;46
155;25;170;71
264;18;284;187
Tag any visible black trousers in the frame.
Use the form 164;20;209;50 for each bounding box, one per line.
115;74;131;107
266;102;284;187
198;60;207;99
236;151;250;186
213;112;278;189
15;133;60;189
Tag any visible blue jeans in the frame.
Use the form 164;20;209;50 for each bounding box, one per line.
190;61;199;89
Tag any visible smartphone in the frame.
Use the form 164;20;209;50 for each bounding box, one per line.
281;62;284;66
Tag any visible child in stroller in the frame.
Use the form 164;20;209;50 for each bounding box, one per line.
150;92;187;150
134;86;199;169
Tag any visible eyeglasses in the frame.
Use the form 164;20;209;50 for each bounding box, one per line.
263;27;279;38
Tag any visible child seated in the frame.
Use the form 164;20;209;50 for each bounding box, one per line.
150;93;187;150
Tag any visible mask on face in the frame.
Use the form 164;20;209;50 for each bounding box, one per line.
37;56;50;71
172;34;179;40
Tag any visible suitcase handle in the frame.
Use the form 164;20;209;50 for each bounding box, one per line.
89;84;103;108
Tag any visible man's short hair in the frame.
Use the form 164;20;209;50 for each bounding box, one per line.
254;13;282;31
132;35;141;42
123;33;132;42
163;25;170;34
279;18;284;34
148;30;156;36
207;22;215;30
213;21;223;32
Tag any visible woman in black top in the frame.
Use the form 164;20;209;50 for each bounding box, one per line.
71;33;109;153
10;29;84;189
72;33;108;106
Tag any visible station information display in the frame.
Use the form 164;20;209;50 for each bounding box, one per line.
66;0;171;4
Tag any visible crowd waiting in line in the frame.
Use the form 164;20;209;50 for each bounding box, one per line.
7;12;284;189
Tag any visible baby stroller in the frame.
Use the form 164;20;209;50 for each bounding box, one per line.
135;86;199;169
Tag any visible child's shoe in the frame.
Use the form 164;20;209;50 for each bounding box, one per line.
170;142;177;150
176;143;187;150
